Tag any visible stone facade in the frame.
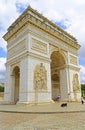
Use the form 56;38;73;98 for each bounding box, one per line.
3;6;81;104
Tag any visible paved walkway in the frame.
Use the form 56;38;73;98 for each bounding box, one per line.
0;100;85;113
0;100;85;130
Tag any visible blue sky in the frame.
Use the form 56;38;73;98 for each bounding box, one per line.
0;0;85;83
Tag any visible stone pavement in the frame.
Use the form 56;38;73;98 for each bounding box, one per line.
0;101;85;113
0;101;85;130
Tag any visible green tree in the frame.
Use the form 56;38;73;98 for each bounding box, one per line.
0;86;4;92
81;84;85;97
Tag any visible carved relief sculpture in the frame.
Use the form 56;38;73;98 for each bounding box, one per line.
34;63;47;90
73;73;80;92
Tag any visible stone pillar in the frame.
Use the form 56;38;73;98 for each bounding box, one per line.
10;74;15;103
18;58;29;103
4;66;12;103
21;56;52;104
60;67;69;101
66;67;71;102
67;66;81;101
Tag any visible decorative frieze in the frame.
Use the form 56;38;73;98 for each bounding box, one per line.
70;55;78;65
7;39;26;59
31;38;47;54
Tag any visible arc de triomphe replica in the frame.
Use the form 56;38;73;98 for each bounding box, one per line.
3;6;81;104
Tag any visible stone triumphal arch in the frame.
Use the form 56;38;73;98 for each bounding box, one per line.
3;6;81;104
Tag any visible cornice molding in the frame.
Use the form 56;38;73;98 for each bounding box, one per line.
27;51;51;63
6;51;28;66
3;6;80;50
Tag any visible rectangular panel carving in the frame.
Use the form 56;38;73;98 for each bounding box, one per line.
7;39;26;59
70;55;78;65
31;38;47;54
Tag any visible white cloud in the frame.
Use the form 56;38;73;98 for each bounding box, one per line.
0;1;18;52
0;57;6;82
80;65;85;84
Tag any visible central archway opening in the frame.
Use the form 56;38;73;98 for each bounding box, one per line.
51;51;65;101
13;66;20;103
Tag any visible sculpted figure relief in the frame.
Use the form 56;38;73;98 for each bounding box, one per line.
73;73;80;92
34;63;47;90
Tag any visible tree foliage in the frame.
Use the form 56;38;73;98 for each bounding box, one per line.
0;86;4;92
81;84;85;97
81;84;85;90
